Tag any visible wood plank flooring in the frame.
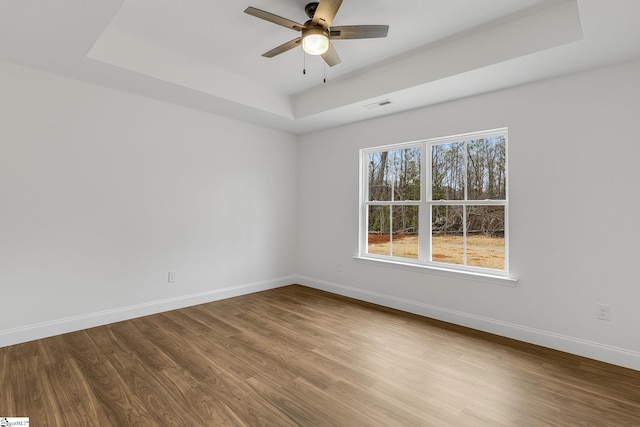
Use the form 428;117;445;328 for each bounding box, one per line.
1;285;639;426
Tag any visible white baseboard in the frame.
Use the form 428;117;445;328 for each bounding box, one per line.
296;275;640;371
6;275;638;371
0;276;294;348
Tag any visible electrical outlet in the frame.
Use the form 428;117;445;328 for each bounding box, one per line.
168;271;177;283
596;303;611;321
336;262;343;272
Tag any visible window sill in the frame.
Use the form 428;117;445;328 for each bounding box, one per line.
353;256;518;287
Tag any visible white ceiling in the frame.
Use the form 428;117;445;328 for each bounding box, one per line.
1;0;640;135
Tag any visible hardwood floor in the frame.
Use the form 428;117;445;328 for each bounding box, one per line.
2;285;639;426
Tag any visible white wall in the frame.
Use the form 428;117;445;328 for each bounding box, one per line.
2;56;639;370
297;59;640;370
0;60;298;345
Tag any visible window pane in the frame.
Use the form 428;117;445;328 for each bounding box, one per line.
466;206;505;269
432;142;465;200
431;205;464;264
368;151;392;201
392;147;421;201
467;136;506;200
368;205;390;255
392;206;419;259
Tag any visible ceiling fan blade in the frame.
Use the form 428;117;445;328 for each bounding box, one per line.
312;0;343;28
262;37;302;58
321;41;341;67
244;7;305;31
329;25;389;39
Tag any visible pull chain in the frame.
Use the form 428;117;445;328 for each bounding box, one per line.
301;52;328;83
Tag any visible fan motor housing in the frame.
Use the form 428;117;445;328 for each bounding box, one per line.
302;26;329;39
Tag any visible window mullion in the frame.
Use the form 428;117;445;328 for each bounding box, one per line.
367;201;421;206
419;141;429;263
389;150;394;257
463;141;468;266
462;205;467;266
388;205;393;256
463;140;469;201
430;199;506;205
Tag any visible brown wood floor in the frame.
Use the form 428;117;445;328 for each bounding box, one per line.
1;285;639;426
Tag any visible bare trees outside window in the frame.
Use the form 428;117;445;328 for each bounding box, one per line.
367;147;421;259
361;129;508;274
431;135;507;270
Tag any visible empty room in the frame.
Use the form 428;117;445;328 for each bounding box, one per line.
1;0;640;425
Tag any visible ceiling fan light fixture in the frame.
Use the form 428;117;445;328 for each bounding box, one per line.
244;3;389;67
302;27;329;55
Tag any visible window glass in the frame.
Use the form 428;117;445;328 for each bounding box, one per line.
368;151;392;201
467;136;506;200
392;205;419;259
393;148;421;201
368;205;390;256
431;205;464;265
466;206;505;269
432;142;465;200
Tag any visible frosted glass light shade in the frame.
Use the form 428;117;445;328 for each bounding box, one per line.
302;30;329;55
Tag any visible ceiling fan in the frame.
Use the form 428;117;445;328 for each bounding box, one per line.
244;1;389;67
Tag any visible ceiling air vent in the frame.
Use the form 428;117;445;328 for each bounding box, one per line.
363;99;392;110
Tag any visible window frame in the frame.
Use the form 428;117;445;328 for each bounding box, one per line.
358;128;512;280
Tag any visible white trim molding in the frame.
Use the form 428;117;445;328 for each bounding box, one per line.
296;275;640;371
0;276;295;348
353;256;517;287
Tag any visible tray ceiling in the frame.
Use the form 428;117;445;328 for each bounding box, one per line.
1;0;640;134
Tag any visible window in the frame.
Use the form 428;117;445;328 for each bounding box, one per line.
360;128;509;276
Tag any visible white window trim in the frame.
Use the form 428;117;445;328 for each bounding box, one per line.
359;128;516;284
352;255;518;286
